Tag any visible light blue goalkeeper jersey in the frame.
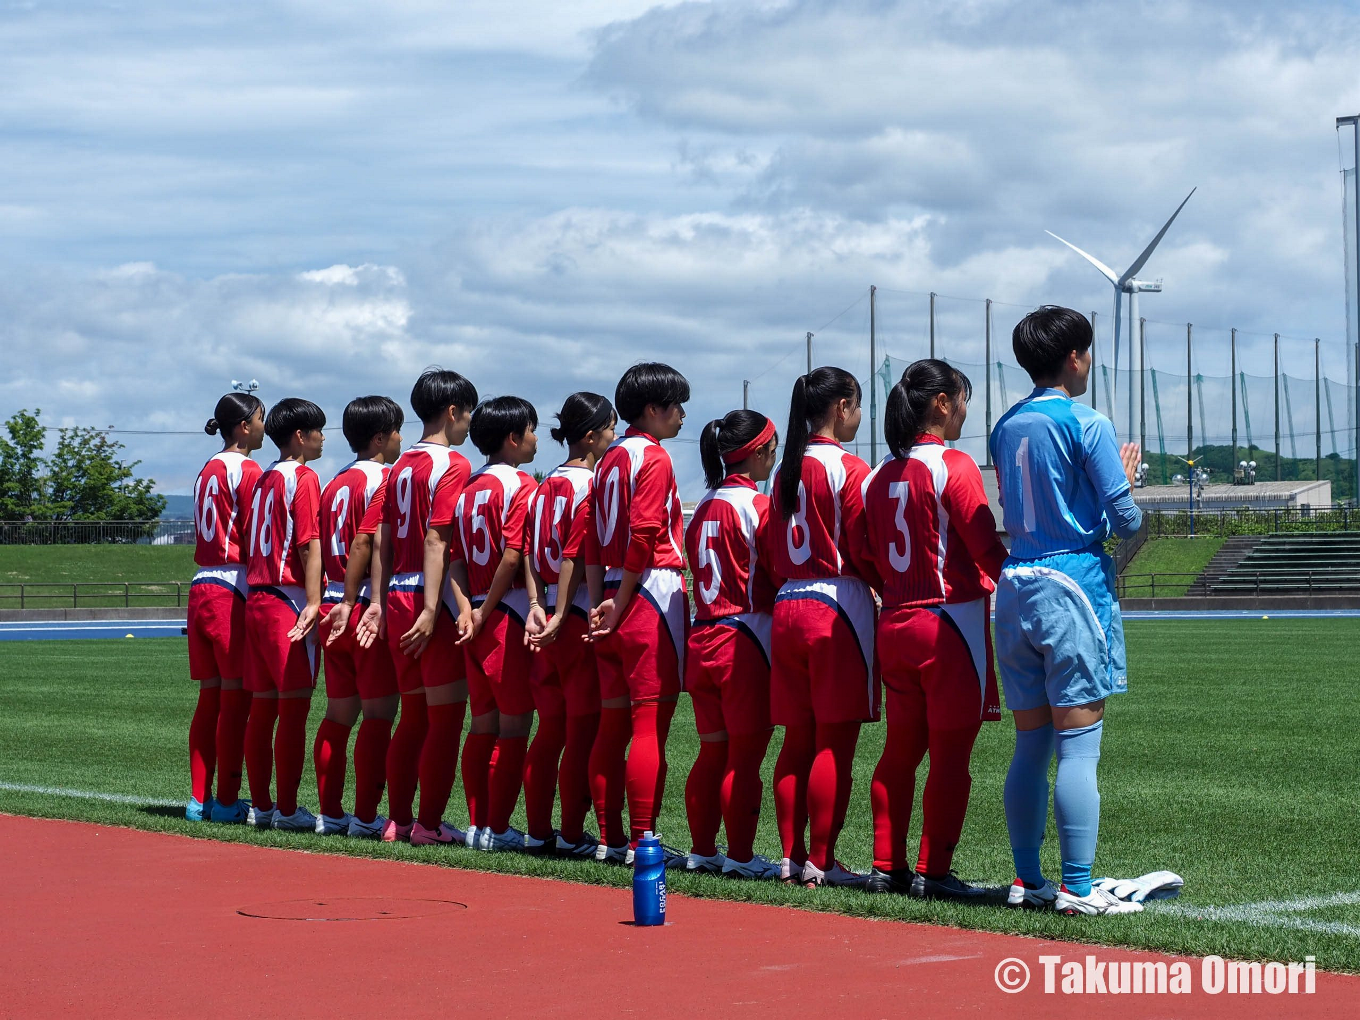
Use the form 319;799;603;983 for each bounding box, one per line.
989;387;1141;561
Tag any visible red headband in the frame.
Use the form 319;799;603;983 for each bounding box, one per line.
722;419;776;464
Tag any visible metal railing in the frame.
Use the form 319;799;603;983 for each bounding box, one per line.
1139;506;1360;538
0;520;195;546
0;581;189;609
1117;571;1360;598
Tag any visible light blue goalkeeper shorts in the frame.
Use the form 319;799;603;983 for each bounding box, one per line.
994;547;1127;711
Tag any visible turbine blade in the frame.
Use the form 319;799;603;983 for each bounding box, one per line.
1045;230;1119;284
1119;187;1196;286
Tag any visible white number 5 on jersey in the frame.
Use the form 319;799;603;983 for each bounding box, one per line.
696;520;722;605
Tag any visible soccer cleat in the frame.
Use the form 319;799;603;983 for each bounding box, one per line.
271;806;318;832
185;797;213;822
346;814;387;839
594;843;630;865
314;812;353;836
1054;884;1145;917
380;819;414;843
672;850;728;874
555;832;600;858
779;857;805;885
1093;872;1185;904
865;867;915;895
478;827;526;852
411;821;465;846
464;825;481;850
1007;878;1059;910
522;833;555;856
721;854;781;881
209;798;250;824
909;871;990;902
247;804;276;829
801;860;868;889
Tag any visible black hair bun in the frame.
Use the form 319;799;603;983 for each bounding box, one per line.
205;418;219;436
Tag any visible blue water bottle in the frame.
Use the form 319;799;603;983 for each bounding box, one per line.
632;831;667;926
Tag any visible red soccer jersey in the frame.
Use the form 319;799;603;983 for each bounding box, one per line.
319;460;389;584
861;435;1008;608
685;476;780;619
192;452;262;567
245;460;321;588
529;463;597;586
770;436;878;586
452;463;536;599
593;428;685;574
382;442;471;576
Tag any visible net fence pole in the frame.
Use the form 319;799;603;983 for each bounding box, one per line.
1090;311;1099;408
1275;332;1282;481
1316;339;1322;485
928;291;936;359
1140;317;1147;461
869;284;877;464
806;331;813;374
985;299;993;466
1231;328;1238;474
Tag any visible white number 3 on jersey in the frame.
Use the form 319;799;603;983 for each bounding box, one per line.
887;481;911;572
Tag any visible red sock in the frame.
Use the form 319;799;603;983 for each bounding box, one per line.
559;712;599;842
488;734;529;833
871;721;929;872
273;698;311;817
807;721;860;871
189;686;220;803
312;718;352;819
352;716;393;824
213;688;252;806
626;700;675;845
524;713;567;841
722;731;772;863
461;732;497;829
917;725;981;877
589;706;631;847
385;693;427;826
417;701;466;829
244;696;278;809
685;739;726;856
773;723;815;865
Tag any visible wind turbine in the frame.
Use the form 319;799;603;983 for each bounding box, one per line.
1046;188;1196;442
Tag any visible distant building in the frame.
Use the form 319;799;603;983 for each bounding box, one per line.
1132;480;1332;512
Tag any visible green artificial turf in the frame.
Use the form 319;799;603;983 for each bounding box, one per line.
0;545;197;608
1122;538;1226;597
0;619;1356;970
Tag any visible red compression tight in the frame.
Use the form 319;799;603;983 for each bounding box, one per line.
352;716;393;824
524;713;567;841
589;706;632;848
384;693;427;827
773;723;814;866
723;731;772;863
461;732;497;829
244;696;278;809
685;738;727;857
559;712;599;842
213;688;252;806
487;734;529;833
872;722;980;875
273;697;311;817
806;721;860;871
188;686;220;804
416;701;466;830
312;718;351;819
626;699;675;846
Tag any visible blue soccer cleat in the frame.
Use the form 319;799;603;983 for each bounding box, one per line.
209;798;251;824
185;797;215;822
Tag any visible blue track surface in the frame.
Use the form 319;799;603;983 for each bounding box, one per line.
0;620;187;641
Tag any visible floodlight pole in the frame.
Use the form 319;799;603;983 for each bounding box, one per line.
1090;311;1099;409
1316;339;1322;484
1230;329;1238;474
985;299;993;466
1187;324;1194;464
869;285;877;464
743;379;750;411
1275;333;1282;480
929;292;936;359
806;331;813;374
1342;115;1360;504
1140;318;1147;462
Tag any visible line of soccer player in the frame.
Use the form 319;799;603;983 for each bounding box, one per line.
184;305;1146;916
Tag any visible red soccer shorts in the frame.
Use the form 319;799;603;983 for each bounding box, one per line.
319;599;399;701
595;567;688;704
771;577;879;727
529;608;600;718
685;613;772;737
244;586;320;694
385;585;465;694
187;568;247;682
465;592;536;717
877;597;1000;728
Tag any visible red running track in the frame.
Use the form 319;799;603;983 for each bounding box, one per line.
2;814;1353;1019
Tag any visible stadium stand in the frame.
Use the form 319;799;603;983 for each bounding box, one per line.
1195;532;1360;594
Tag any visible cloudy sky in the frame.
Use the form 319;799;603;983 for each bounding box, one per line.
4;0;1360;496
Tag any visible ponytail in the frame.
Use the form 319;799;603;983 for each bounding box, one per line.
551;391;615;446
699;409;775;489
206;392;264;440
884;359;972;459
779;367;861;517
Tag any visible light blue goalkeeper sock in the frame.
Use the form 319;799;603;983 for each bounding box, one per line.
1054;720;1104;897
1003;723;1054;886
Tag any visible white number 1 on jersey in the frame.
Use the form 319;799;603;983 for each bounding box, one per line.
1015;436;1037;535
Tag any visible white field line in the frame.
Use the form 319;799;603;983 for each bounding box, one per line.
0;781;181;808
1150;891;1360;939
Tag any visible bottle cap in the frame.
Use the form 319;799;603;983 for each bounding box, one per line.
643;830;654;840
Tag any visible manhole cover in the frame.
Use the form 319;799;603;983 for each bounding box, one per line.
237;897;468;921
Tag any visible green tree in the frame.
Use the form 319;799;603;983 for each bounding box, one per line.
0;410;166;522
